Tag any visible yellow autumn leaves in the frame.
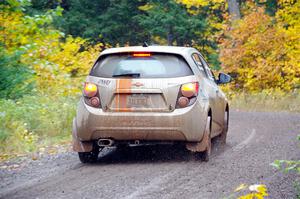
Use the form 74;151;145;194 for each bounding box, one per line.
0;3;102;157
227;184;268;199
220;1;300;92
177;0;300;93
0;4;103;97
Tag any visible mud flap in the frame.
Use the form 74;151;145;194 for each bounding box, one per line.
185;116;211;152
72;119;93;152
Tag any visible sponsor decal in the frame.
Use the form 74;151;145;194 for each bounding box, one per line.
98;79;111;86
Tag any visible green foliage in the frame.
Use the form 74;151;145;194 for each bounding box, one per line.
264;0;278;16
270;135;300;197
28;0;149;45
1;0;102;95
0;95;77;154
271;136;300;198
271;134;300;174
1;0;62;98
271;159;300;174
0;1;100;157
95;0;149;45
174;0;227;68
26;0;227;67
136;1;207;46
0;47;35;99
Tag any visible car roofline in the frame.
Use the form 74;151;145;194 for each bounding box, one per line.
99;46;195;57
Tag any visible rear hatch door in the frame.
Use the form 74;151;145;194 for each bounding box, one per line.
88;52;196;112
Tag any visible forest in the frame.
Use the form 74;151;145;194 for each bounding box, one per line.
0;0;299;157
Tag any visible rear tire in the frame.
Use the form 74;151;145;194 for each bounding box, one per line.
78;145;100;163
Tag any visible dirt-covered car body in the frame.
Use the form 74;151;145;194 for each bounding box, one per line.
72;46;231;162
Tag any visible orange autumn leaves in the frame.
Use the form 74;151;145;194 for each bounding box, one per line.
220;1;300;92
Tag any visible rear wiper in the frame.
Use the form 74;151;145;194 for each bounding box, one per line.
112;73;141;78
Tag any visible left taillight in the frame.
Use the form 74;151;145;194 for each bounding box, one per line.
83;82;101;108
176;82;199;109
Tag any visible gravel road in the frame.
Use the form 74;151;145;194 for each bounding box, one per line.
1;110;300;199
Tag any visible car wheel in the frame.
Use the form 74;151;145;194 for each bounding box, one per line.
78;145;100;163
200;116;212;162
218;109;229;144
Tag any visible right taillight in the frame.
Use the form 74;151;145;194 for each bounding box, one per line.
83;82;101;108
176;82;199;108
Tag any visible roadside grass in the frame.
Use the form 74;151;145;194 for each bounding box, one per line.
0;94;78;161
227;90;300;112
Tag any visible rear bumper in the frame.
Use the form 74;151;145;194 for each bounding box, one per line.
73;98;208;143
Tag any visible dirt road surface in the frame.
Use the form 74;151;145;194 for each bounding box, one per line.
1;111;299;199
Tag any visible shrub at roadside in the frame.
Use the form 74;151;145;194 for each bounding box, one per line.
0;1;103;95
220;1;300;92
222;88;300;112
0;47;35;99
0;1;102;158
0;95;78;157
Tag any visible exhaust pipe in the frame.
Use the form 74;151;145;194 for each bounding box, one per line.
134;140;140;145
97;139;114;147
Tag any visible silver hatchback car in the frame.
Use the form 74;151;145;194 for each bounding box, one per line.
72;46;231;163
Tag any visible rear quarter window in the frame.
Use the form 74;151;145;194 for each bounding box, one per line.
90;53;193;78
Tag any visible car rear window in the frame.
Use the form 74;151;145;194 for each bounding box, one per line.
90;53;193;78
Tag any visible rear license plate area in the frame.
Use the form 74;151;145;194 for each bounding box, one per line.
127;94;149;108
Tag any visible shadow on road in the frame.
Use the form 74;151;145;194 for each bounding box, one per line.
85;139;229;165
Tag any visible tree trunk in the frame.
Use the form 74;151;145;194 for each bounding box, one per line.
227;0;241;21
167;33;173;46
167;26;173;46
